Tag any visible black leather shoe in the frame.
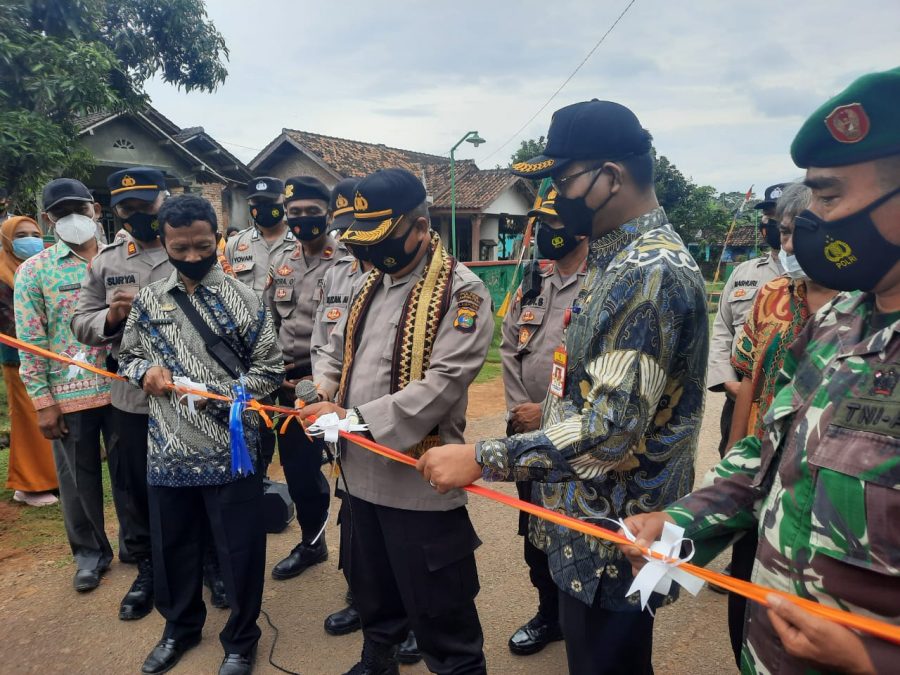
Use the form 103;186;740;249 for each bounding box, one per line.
397;631;422;665
204;565;229;609
218;647;256;675
271;538;328;580
324;604;361;636
73;567;102;593
120;557;154;620
508;613;563;655
343;639;399;675
140;634;201;674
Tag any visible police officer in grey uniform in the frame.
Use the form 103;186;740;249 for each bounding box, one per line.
226;177;296;470
72;167;172;621
264;176;342;580
305;168;492;675
225;177;296;293
708;182;786;457
706;182;784;652
311;178;366;370
315;178;422;665
500;191;587;656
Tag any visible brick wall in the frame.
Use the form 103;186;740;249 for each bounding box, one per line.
198;182;228;232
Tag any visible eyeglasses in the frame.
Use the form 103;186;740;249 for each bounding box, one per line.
551;166;603;195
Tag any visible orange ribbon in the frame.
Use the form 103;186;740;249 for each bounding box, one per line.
4;330;899;646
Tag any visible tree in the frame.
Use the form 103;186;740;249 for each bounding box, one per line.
653;152;733;248
510;136;546;167
0;0;228;209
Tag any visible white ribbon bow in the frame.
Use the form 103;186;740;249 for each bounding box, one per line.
66;351;87;380
306;412;369;443
173;376;208;414
615;519;705;614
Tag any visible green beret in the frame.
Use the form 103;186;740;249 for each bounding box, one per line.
791;67;900;168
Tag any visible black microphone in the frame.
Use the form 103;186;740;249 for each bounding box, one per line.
294;379;319;406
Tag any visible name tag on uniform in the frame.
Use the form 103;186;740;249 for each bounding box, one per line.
549;346;567;398
105;283;140;304
58;283;81;292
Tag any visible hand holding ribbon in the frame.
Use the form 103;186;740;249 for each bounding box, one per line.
612;518;705;614
306;411;369;443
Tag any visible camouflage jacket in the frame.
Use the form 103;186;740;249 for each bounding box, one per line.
668;291;900;674
477;207;709;610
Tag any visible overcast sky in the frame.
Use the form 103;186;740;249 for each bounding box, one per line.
146;0;899;193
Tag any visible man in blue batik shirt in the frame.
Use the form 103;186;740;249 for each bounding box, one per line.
418;100;709;674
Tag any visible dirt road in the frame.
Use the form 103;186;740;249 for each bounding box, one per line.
0;382;735;674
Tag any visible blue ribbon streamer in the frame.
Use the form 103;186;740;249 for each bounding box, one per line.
229;377;255;477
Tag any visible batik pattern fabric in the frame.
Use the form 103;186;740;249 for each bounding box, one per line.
477;207;709;610
118;266;282;487
668;291;900;674
13;241;111;412
732;275;810;438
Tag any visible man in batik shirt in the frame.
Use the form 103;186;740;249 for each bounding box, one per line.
418;100;709;674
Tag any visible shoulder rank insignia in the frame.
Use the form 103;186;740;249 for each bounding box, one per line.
453;307;477;333
238;243;249;251
277;264;293;276
290;248;303;260
521;309;535;323
455;290;483;312
127;242;137;256
327;308;342;321
872;368;898;397
323;246;334;259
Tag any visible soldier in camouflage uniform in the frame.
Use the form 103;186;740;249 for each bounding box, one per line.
622;67;900;674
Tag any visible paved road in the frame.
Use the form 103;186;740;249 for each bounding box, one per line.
0;388;736;674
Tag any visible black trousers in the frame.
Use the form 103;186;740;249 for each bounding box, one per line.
276;387;330;541
346;495;486;675
108;408;152;559
559;591;654;675
148;471;266;655
717;396;736;459
515;480;558;623
53;406;115;570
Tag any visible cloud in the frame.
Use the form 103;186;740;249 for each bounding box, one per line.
145;0;900;192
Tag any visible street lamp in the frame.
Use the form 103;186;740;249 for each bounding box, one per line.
450;131;486;258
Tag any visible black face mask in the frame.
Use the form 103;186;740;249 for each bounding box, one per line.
250;203;284;229
536;221;581;260
287;215;327;241
368;221;423;273
762;220;782;250
552;169;614;238
125;212;161;242
793;185;900;292
169;253;218;281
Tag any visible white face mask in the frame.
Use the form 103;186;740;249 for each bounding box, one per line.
778;248;807;280
54;213;97;245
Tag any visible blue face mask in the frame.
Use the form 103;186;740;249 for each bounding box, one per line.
12;237;44;260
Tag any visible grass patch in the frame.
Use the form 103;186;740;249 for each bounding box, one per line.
475;319;504;384
0;368;116;558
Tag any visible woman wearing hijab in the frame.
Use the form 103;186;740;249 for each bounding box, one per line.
0;216;58;506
